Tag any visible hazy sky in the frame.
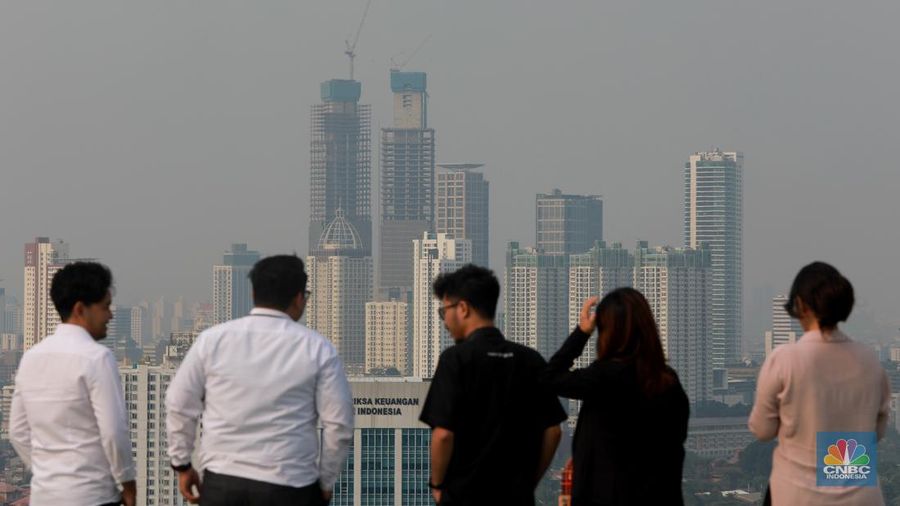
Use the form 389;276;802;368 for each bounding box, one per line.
2;1;898;345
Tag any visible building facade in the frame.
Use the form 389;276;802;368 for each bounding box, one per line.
685;416;756;460
23;238;70;350
309;79;372;257
684;150;743;368
504;242;570;359
365;301;409;376
634;243;713;404
331;378;432;506
412;233;471;378
212;244;260;326
435;164;489;268
379;71;435;299
120;365;187;506
764;294;804;357
535;190;603;256
567;242;634;368
307;211;374;375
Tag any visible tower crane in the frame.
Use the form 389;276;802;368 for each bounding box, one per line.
344;0;372;80
390;34;432;71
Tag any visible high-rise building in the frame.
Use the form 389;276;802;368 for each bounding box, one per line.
684;150;743;368
365;301;409;375
310;79;372;257
764;295;803;357
212;244;260;325
120;365;189;506
504;242;570;359
3;295;22;336
23;237;70;350
105;305;133;359
1;385;14;441
412;233;471;378
634;242;712;404
435;163;490;268
331;378;432;506
307;211;374;375
130;306;145;348
191;302;214;333
379;71;435;299
567;242;635;368
535;190;603;256
151;297;169;342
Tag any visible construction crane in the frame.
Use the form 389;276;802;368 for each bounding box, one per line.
390;34;432;71
344;0;372;80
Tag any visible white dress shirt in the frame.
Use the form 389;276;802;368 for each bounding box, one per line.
10;323;136;506
166;307;354;490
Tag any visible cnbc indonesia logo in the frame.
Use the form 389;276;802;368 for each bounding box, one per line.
821;438;872;483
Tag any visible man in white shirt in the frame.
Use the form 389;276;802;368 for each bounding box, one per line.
10;262;136;506
166;254;354;506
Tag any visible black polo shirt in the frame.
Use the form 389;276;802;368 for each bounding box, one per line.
419;327;567;506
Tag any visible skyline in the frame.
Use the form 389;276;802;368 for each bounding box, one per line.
2;1;899;347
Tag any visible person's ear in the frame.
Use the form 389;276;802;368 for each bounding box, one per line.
459;300;470;319
71;301;86;320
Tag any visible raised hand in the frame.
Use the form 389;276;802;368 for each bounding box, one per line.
578;296;600;335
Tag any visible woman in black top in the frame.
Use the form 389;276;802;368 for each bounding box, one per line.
542;287;690;506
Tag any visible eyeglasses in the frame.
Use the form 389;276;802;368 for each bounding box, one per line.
438;302;460;320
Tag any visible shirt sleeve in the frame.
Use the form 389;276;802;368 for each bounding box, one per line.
419;348;461;431
748;348;783;442
88;350;136;483
533;355;569;428
9;377;32;469
165;335;207;467
539;327;598;400
316;350;354;491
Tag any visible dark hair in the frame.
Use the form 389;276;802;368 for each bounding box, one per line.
784;261;854;330
50;262;113;321
432;264;500;319
595;287;674;397
249;255;308;310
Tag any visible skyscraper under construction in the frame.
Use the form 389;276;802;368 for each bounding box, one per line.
309;79;372;256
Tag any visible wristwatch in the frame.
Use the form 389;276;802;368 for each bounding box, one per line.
170;462;192;472
428;480;444;490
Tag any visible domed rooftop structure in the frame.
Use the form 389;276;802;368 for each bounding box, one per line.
317;209;363;255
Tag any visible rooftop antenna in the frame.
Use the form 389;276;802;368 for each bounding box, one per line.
344;0;372;80
390;34;432;71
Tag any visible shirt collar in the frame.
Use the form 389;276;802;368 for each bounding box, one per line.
53;323;97;342
250;307;292;320
465;326;504;342
799;329;850;343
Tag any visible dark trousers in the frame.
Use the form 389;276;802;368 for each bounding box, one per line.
201;470;328;506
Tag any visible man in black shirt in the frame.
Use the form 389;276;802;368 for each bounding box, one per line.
419;265;567;506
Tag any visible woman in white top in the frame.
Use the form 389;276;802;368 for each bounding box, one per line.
749;262;891;506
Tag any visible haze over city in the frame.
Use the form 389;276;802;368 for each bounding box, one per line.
2;0;899;348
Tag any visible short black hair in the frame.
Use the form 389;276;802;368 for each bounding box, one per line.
249;255;308;310
785;261;854;330
51;262;113;322
432;264;500;319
